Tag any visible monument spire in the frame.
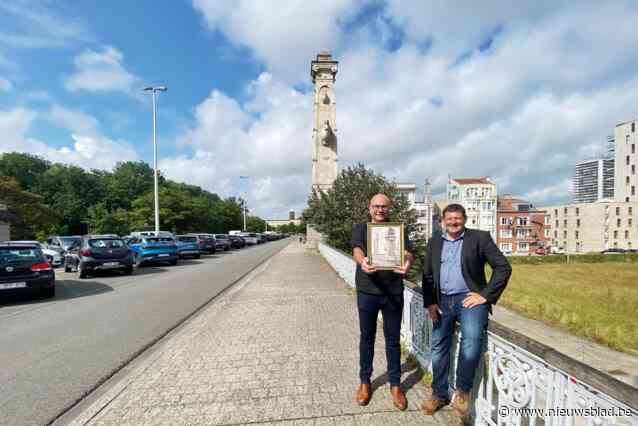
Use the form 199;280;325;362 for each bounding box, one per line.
310;51;339;193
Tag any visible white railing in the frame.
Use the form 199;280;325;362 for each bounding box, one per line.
318;242;638;425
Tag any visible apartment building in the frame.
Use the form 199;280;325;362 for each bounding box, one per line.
396;181;438;240
546;201;638;253
497;196;550;255
615;118;638;202
447;177;497;240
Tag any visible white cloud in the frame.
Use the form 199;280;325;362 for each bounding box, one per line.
174;1;638;218
0;106;138;171
0;77;11;91
192;0;360;82
65;46;141;94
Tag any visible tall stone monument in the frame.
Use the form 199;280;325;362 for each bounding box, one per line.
306;51;339;248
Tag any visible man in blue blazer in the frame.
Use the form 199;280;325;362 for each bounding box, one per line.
420;203;511;418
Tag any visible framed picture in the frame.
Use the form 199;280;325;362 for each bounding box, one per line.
367;222;404;270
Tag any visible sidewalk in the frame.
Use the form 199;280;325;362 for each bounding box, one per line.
63;242;456;425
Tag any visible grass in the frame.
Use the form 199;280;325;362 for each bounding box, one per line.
495;263;638;355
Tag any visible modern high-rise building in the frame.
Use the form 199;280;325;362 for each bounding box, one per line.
572;158;614;203
614;118;638;202
447;177;497;240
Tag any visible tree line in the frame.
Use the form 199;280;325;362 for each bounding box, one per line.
0;152;267;240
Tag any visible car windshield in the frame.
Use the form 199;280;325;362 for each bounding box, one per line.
89;239;125;248
145;237;174;243
60;237;81;247
215;235;228;239
178;236;197;242
0;247;43;264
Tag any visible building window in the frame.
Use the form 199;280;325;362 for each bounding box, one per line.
627;155;631;166
575;230;579;239
575;208;580;216
555;220;559;228
563;230;567;238
614;241;618;248
564;207;568;214
633;122;636;132
633;144;636;154
554;209;558;216
544;215;550;225
633;165;636;175
630;206;633;215
500;243;512;252
517;242;528;252
544;229;551;238
614;230;618;239
629;218;633;227
627;135;631;143
500;217;512;225
564;219;567;226
516;228;528;238
618;218;622;227
500;229;512;238
625;230;629;239
616;207;621;215
627;176;631;184
517;217;529;226
633;186;636;196
554;230;558;238
576;219;581;227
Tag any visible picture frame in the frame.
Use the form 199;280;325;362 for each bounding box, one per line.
367;222;404;270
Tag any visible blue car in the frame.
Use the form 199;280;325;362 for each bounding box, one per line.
125;236;178;266
176;235;201;259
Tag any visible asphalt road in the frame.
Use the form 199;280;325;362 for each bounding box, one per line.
0;239;289;426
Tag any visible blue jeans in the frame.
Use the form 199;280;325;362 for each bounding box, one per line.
357;291;404;386
431;293;488;400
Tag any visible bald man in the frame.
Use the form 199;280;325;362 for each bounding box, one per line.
351;193;414;410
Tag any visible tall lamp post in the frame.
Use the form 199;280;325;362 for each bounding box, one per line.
239;175;250;231
144;85;167;235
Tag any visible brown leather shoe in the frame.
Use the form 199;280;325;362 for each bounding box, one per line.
452;391;470;418
356;383;371;406
390;385;407;411
421;397;449;415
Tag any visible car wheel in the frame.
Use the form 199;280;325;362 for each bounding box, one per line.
78;264;88;279
124;266;133;275
194;254;200;259
169;259;178;266
41;285;55;299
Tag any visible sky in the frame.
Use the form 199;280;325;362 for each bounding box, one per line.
1;0;638;219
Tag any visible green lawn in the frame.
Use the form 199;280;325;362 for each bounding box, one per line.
496;263;638;355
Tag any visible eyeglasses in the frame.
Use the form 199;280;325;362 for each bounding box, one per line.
370;205;390;210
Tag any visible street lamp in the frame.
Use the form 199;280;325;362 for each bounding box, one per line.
143;85;167;235
239;175;250;231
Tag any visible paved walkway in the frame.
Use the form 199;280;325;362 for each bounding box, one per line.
63;243;456;425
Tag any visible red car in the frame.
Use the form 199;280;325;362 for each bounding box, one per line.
534;247;546;255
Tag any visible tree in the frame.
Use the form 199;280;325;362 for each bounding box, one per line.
0;177;59;240
104;161;156;211
0;152;50;191
303;163;425;280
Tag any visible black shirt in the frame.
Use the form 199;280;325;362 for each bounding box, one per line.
351;222;412;296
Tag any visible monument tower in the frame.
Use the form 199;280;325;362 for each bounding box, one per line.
311;51;338;192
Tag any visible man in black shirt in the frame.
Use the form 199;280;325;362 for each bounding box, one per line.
351;193;413;410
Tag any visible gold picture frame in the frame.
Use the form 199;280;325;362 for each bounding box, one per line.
367;222;404;270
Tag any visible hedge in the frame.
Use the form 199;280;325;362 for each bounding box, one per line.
506;253;638;265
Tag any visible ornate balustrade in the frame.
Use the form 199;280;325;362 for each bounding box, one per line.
318;242;637;425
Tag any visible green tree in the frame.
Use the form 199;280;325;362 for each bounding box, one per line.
0;177;60;240
303;163;425;280
0;152;51;191
105;161;156;211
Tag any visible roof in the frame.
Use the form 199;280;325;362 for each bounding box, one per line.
450;177;494;185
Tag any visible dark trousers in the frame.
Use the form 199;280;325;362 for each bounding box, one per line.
431;292;489;400
357;291;404;386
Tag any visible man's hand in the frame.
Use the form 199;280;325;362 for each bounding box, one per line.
427;304;441;323
361;257;377;274
462;292;487;308
392;259;411;275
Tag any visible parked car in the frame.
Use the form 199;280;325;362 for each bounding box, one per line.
534;247;546;255
5;241;63;267
64;235;135;278
0;242;55;298
601;248;625;254
125;235;179;266
228;234;245;249
188;234;216;254
176;235;201;259
549;246;565;254
240;233;259;245
214;234;231;251
44;235;82;263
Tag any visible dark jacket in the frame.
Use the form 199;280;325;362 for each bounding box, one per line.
422;228;512;309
